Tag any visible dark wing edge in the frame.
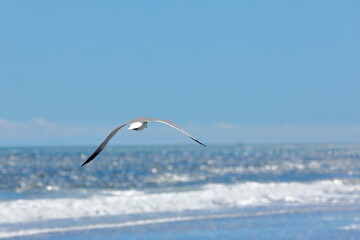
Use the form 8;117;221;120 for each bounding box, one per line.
149;118;207;147
81;123;129;167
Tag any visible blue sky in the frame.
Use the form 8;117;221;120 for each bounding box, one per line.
1;1;360;145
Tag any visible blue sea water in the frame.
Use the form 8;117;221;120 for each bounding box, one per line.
0;144;359;239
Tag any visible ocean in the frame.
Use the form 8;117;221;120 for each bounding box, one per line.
0;144;359;239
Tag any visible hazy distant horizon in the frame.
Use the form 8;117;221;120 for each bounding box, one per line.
1;117;360;146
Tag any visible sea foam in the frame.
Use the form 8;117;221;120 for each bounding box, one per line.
0;179;359;225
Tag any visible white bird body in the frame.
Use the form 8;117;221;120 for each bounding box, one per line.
81;116;206;167
128;121;147;131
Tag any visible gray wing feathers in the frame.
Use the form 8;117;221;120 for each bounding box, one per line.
150;118;207;147
81;123;128;167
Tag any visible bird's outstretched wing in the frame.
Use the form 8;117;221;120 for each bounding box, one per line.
81;122;129;167
148;118;206;147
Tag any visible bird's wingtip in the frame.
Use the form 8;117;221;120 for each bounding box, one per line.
194;139;207;147
80;160;89;167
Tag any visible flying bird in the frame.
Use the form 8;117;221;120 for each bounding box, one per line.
81;116;206;167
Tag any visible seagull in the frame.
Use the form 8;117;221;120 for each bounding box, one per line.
81;116;206;167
